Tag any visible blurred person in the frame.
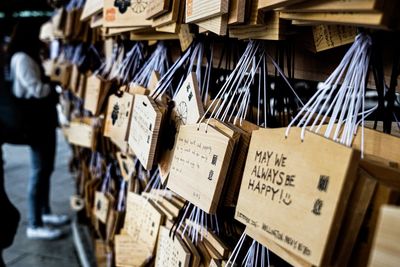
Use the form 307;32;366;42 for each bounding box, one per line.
7;22;68;240
0;36;21;267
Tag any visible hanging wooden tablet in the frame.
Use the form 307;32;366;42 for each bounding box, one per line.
139;199;165;251
148;71;161;92
81;0;103;21
76;74;86;99
196;15;228;36
353;127;400;166
235;127;359;266
85;179;101;219
84;75;111;116
152;0;181;27
258;0;306;10
128;84;150;95
349;183;400;267
64;10;76;38
280;0;384;13
185;0;229;23
104;91;135;144
178;24;194;52
69;64;80;93
146;0;171;19
223;121;259;206
124;192;165;252
94;191;111;224
330;169;377;267
104;0;152;27
185;219;229;258
228;0;246;25
128;95;163;170
180;234;201;267
116;152;135;181
67;118;99;150
368;205;400;267
279;11;392;29
115;234;153;267
167;122;235;213
159;72;204;182
129;31;179;41
124;192;144;241
155;226;192;267
156;22;179;33
312;25;357;52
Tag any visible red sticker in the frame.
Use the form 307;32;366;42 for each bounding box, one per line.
105;8;116;22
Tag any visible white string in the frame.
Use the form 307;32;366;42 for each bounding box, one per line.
226;232;247;266
285;33;374;157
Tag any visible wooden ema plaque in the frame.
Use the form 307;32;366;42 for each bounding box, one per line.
258;0;306;10
103;0;151;27
196;15;228;36
67;118;98;150
128;95;163;170
368;205;400;267
235;127;359;266
312;25;356;52
185;0;229;23
124;192;165;252
155;226;191;267
152;0;181;27
84;75;110;116
104;92;134;143
116;152;135;181
178;24;194;52
167;122;235;213
94;191;110;224
159;72;204;182
228;0;246;25
81;0;103;21
146;0;170;19
115;234;152;267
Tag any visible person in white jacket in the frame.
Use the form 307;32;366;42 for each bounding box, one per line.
7;22;68;240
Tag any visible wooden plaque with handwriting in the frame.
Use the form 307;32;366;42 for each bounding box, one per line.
155;226;191;267
185;0;229;23
158;73;204;182
128;95;163;170
103;0;151;27
167;122;234;213
235;127;359;266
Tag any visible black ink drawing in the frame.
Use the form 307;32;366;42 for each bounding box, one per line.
96;199;102;211
131;0;148;13
312;199;323;215
114;0;131;14
318;175;329;192
176;101;188;125
208;170;214;181
111;103;120;125
211;154;218;165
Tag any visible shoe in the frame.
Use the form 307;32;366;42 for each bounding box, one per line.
42;214;70;226
26;226;62;240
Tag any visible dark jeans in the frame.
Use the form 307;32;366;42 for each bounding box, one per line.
28;130;56;227
0;144;21;266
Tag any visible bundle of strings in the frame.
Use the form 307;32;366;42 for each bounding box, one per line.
112;42;145;84
286;33;374;156
130;43;169;88
226;232;271;267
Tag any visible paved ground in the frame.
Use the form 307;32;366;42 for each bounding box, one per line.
2;131;81;267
